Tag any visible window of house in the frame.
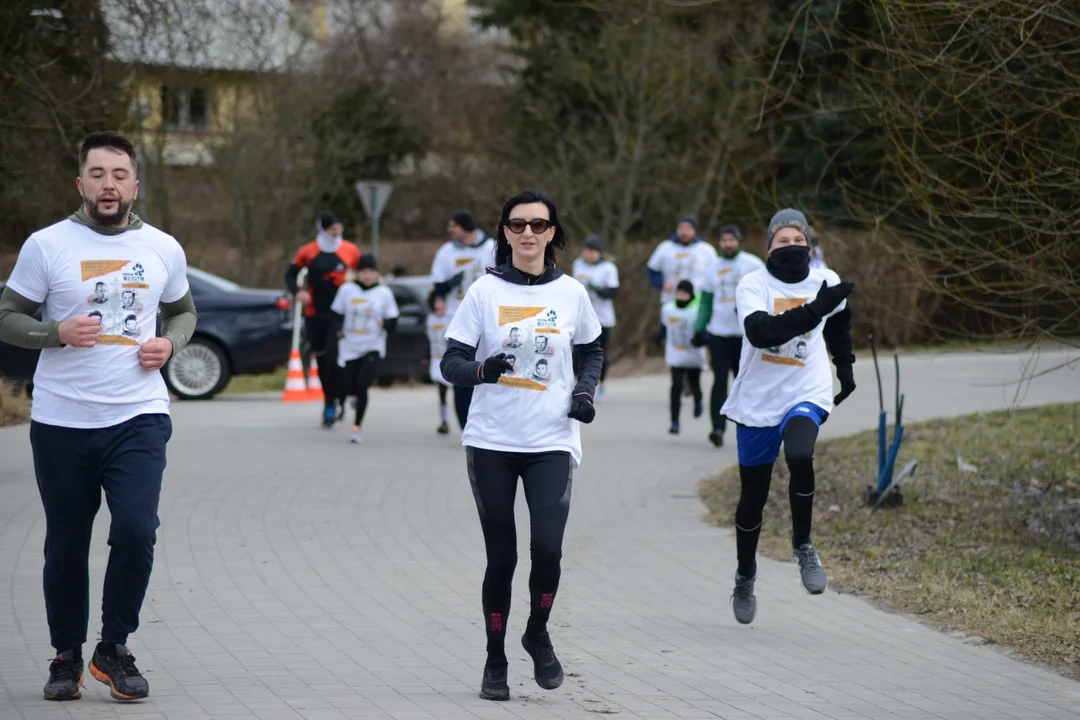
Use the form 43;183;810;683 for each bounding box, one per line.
161;84;210;132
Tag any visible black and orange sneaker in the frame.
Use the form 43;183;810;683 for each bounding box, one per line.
89;642;149;701
43;650;83;701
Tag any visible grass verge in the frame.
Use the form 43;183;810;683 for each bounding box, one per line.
699;403;1080;678
0;382;31;427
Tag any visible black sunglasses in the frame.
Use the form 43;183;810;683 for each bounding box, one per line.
505;218;552;234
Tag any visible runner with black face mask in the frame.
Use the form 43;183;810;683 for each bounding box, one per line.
720;208;856;625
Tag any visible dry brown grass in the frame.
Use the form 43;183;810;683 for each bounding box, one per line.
699;403;1080;678
0;382;30;427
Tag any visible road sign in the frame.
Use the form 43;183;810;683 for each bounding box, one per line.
354;181;393;259
355;181;393;220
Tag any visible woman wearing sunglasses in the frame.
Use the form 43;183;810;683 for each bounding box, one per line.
440;190;604;701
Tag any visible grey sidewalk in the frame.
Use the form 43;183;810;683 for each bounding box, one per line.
1;346;1078;719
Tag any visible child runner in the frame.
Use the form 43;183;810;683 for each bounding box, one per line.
662;280;706;434
425;289;452;435
571;234;619;400
720;209;855;624
330;253;399;444
440;190;603;702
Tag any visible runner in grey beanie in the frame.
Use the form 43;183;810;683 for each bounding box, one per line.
766;209;811;252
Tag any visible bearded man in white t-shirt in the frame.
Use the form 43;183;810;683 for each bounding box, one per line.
0;131;197;703
719;208;855;626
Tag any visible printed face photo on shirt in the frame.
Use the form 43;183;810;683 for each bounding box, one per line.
505;354;517;372
533;334;552;355
88;281;109;304
121;313;141;338
503;327;523;349
531;358;550;383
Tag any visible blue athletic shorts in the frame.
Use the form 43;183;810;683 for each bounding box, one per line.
735;402;829;466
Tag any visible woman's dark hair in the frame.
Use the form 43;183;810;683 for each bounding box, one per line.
494;190;568;266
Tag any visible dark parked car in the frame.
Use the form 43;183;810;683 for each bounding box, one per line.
378;274;434;384
0;267;293;400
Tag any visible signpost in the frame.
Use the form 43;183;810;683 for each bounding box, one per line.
355;181;393;259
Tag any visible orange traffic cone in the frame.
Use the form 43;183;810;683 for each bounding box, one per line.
281;349;310;402
306;356;325;402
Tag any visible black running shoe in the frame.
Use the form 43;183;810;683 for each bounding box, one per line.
43;650;83;701
709;430;724;447
732;573;757;625
479;660;509;701
437;421;449;435
89;643;149;701
521;631;564;690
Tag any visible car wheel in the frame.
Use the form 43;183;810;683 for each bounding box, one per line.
164;338;230;400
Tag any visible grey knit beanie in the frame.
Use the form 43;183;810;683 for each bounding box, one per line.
766;208;811;250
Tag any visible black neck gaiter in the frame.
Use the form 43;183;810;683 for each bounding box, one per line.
767;245;811;283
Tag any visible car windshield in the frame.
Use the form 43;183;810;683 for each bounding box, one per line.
188;266;241;291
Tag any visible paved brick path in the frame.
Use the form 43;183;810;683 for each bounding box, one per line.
1;347;1078;719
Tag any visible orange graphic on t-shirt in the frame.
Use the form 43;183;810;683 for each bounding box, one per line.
773;297;809;314
497;376;547;391
122;282;149;289
716;268;732;276
81;260;128;281
498;306;546;326
454;257;474;268
97;334;139;346
535;327;561;334
762;354;804;367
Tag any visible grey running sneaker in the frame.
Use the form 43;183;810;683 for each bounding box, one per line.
794;543;827;594
731;573;757;624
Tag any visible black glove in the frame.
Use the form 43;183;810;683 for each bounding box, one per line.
567;393;596;423
479;353;513;384
834;364;856;405
691;330;709;348
808;279;854;318
449;270;466;289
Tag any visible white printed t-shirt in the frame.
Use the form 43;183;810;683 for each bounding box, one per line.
330;282;399;364
700;250;766;337
571;257;619;328
426;312;451;386
430;234;497;317
445;272;603;468
663;300;707;369
721;267;847;428
646;238;718;305
6;218;190;429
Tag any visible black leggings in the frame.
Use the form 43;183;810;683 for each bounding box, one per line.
669;367;703;424
304;315;341;411
708;334;742;434
343;351;380;428
438;383;448;405
734;416;819;578
453;385;472;431
466;447;572;664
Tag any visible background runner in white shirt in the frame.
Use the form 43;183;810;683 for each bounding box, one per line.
662;280;707;435
0;131;197;703
440;191;603;703
430;209;498;431
424;290;452;435
571;234;619;400
718;208;856;626
329;253;399;444
691;224;766;447
646;214;718;307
